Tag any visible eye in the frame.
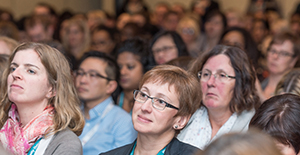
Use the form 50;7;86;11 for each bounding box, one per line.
127;65;135;70
219;73;227;78
202;72;210;77
10;66;16;72
27;69;35;74
89;73;98;77
157;99;167;105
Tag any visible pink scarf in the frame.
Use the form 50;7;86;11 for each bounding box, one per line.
0;104;54;155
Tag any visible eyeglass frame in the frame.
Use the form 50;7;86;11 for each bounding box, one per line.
74;69;113;81
197;70;236;82
152;45;176;54
133;90;179;111
267;48;295;58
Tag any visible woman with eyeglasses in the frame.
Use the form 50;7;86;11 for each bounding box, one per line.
101;65;202;155
258;32;300;101
177;45;260;150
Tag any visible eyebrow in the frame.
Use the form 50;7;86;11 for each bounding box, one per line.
141;86;172;102
203;68;229;73
78;68;101;73
11;62;40;70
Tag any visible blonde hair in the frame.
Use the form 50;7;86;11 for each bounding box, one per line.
275;68;300;95
0;42;85;136
176;16;200;38
198;130;282;155
62;17;90;59
0;36;19;55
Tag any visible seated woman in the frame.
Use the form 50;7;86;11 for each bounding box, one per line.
250;94;300;155
101;65;201;155
149;31;189;65
198;130;282;155
275;68;300;96
0;42;85;154
178;45;260;150
116;38;151;113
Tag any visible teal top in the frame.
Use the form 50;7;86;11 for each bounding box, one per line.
28;137;42;155
129;141;166;155
118;91;132;115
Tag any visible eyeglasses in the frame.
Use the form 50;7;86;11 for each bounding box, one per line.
198;70;236;83
267;49;295;58
152;46;176;54
75;70;113;81
182;28;195;35
133;90;179;111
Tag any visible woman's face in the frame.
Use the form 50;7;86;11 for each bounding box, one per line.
179;26;197;44
221;30;245;50
67;24;84;48
7;49;53;107
132;81;180;136
117;52;143;90
267;40;298;75
152;35;178;65
200;54;235;111
205;15;224;39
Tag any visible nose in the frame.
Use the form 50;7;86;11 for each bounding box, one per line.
206;74;216;86
120;66;127;75
140;98;153;113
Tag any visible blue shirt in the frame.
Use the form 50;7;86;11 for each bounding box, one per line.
79;97;137;155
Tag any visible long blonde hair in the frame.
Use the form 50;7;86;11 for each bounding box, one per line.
0;42;85;136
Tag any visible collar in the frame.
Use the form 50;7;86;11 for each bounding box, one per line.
87;97;114;120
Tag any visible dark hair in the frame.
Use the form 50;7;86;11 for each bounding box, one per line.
220;27;260;68
203;10;227;30
250;94;300;154
190;45;260;114
253;18;269;31
36;2;57;17
78;51;120;103
117;38;151;73
149;31;189;65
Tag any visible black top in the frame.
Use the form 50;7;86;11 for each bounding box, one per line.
100;138;201;155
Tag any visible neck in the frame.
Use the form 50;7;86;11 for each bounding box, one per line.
207;107;232;131
268;73;284;85
15;102;48;127
134;133;174;155
84;96;110;119
123;90;134;101
70;46;84;59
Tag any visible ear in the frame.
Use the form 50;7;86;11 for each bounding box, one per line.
46;86;56;99
173;114;191;130
106;80;118;95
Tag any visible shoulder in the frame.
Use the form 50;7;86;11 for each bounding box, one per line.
100;141;135;155
44;128;82;155
165;138;200;155
231;109;256;132
110;105;132;120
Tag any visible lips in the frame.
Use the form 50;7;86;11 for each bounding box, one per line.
137;115;152;123
10;84;23;89
76;87;88;93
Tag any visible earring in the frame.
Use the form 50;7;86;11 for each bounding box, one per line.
174;125;178;129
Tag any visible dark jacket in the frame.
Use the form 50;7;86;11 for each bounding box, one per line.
100;138;200;155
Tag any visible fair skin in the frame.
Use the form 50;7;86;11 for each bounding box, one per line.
264;40;298;99
152;35;178;65
26;23;52;43
91;30;115;55
221;31;245;50
75;57;117;119
7;49;54;126
0;41;12;55
67;24;84;59
276;142;300;155
117;52;144;112
132;81;188;155
200;54;235;138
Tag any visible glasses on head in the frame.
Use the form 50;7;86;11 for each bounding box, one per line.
267;49;295;58
152;46;176;54
74;70;112;81
198;70;236;83
133;90;179;111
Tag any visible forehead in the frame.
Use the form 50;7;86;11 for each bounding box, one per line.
80;57;107;71
153;35;174;47
203;54;234;72
93;30;110;39
271;40;294;52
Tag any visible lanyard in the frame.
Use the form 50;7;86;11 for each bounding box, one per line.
130;141;166;155
27;138;42;155
81;102;114;146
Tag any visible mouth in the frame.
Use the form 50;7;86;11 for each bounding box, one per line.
137;115;152;123
206;92;217;97
10;84;23;89
77;87;88;92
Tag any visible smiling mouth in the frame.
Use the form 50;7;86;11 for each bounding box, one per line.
137;115;152;123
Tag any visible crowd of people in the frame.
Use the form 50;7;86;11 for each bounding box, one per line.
0;0;299;155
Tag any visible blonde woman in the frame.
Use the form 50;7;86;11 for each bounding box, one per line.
0;42;85;155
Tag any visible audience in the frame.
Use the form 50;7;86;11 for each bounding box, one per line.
74;51;137;154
